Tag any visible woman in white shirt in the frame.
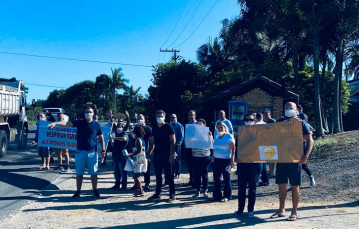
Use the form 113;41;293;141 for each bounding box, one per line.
212;122;236;202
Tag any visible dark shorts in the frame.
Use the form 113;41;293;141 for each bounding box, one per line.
275;163;302;186
38;147;50;157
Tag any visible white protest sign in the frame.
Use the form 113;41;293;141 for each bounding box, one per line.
185;124;213;149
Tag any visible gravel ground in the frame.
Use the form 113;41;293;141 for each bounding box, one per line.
1;131;359;228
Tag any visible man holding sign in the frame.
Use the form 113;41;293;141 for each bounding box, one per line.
270;102;314;221
48;106;106;199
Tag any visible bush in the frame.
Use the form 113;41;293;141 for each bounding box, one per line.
314;138;338;149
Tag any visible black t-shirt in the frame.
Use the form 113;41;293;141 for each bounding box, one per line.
143;125;152;150
152;123;175;154
73;119;102;151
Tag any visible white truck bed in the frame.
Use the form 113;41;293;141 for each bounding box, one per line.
0;82;21;116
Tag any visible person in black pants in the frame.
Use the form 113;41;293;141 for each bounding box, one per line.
184;110;197;187
148;110;177;202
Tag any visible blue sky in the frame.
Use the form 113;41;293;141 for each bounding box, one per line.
0;0;240;102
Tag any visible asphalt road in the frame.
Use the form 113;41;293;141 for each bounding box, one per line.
0;126;63;220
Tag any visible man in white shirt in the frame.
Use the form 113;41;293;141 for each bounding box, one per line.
214;110;233;136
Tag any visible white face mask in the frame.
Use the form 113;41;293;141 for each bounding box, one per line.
285;109;297;118
117;128;123;133
138;120;144;125
85;112;93;119
217;131;225;136
245;121;254;126
157;117;164;124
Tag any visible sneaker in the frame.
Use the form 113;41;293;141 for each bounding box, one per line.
310;176;316;186
63;165;70;173
144;185;150;191
72;191;81;198
258;182;270;187
247;212;254;217
168;194;176;202
174;174;179;179
148;194;161;200
92;189;100;198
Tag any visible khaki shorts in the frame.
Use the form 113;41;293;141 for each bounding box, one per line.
54;148;69;157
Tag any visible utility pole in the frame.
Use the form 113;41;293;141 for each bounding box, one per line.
160;48;181;62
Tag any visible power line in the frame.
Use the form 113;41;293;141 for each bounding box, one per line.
25;83;68;88
0;51;152;68
160;0;190;48
166;0;203;49
174;0;217;48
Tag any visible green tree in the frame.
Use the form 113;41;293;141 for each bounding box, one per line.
110;68;129;111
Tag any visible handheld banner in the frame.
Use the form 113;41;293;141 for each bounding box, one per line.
38;120;112;151
185;124;213;149
38;121;77;150
237;121;304;163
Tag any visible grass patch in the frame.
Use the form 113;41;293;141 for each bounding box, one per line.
28;120;36;126
336;209;346;214
314;138;338;150
344;138;358;147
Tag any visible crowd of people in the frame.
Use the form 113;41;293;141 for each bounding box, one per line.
35;101;315;222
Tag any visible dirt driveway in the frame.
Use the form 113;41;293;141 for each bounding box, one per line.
0;168;358;229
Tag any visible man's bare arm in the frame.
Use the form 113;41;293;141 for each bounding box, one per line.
169;134;176;163
300;134;314;164
48;121;73;128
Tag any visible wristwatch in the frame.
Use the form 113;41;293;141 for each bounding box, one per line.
102;150;106;152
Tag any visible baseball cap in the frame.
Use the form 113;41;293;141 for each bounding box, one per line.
263;108;271;113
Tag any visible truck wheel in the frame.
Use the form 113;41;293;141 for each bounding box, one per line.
17;128;27;149
0;131;8;157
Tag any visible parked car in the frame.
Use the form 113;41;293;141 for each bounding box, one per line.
42;108;69;122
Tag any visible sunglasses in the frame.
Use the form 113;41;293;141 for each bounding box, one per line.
244;119;254;122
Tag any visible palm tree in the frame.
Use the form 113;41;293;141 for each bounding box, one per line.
110;68;129;111
123;85;142;100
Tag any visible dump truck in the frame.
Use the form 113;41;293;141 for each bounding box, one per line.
0;78;28;157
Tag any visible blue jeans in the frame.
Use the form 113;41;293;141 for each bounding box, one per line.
260;163;269;183
172;145;181;176
154;153;175;196
237;163;262;213
213;158;232;200
114;157;127;188
193;156;211;192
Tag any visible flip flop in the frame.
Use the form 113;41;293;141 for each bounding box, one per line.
221;198;229;202
287;215;299;221
270;212;286;219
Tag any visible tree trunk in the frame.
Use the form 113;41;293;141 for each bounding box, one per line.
313;31;324;136
113;89;116;111
321;55;329;133
332;38;343;133
292;43;299;97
